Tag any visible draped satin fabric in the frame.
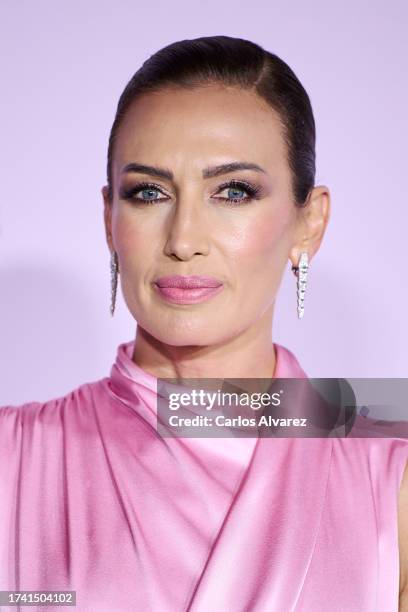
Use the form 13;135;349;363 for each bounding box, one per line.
1;340;407;611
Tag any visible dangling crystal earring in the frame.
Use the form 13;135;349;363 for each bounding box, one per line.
110;250;119;316
291;252;309;319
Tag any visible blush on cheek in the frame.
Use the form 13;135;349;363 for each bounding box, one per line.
236;210;293;263
113;214;148;261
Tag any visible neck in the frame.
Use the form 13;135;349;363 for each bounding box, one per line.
131;310;277;389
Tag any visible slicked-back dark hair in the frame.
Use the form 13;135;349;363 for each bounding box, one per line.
106;35;316;206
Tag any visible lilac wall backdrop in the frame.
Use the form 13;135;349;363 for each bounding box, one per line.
1;2;407;405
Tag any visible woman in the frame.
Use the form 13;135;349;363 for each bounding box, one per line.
1;35;407;611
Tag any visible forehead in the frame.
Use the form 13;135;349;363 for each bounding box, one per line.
113;85;288;175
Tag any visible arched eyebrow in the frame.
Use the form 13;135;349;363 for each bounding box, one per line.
120;161;267;180
203;161;267;178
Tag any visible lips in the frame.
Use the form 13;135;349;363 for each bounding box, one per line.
153;275;224;305
154;275;223;289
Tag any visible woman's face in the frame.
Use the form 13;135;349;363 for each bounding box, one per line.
103;84;312;346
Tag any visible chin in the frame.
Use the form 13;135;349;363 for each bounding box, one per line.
140;318;231;348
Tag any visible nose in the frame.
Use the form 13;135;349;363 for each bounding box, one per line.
163;197;210;261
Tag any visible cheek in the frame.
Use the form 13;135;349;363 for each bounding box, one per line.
112;210;155;273
224;206;293;273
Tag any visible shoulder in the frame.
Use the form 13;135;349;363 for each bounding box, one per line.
0;377;109;447
355;416;408;478
353;414;408;473
351;412;408;436
331;415;408;501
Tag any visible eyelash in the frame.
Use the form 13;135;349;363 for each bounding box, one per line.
119;179;262;206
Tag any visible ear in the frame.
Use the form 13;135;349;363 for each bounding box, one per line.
289;185;331;268
101;185;114;253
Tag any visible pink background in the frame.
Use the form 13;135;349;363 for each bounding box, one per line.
0;2;407;405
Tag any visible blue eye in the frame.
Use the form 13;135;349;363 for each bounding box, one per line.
228;186;245;199
139;187;161;201
120;179;262;206
120;183;167;203
220;184;252;203
214;180;262;205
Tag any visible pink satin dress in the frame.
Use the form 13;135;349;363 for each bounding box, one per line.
1;339;407;611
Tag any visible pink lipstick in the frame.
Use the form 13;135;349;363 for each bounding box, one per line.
153;275;224;304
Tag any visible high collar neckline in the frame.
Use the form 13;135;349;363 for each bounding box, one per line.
108;339;308;400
